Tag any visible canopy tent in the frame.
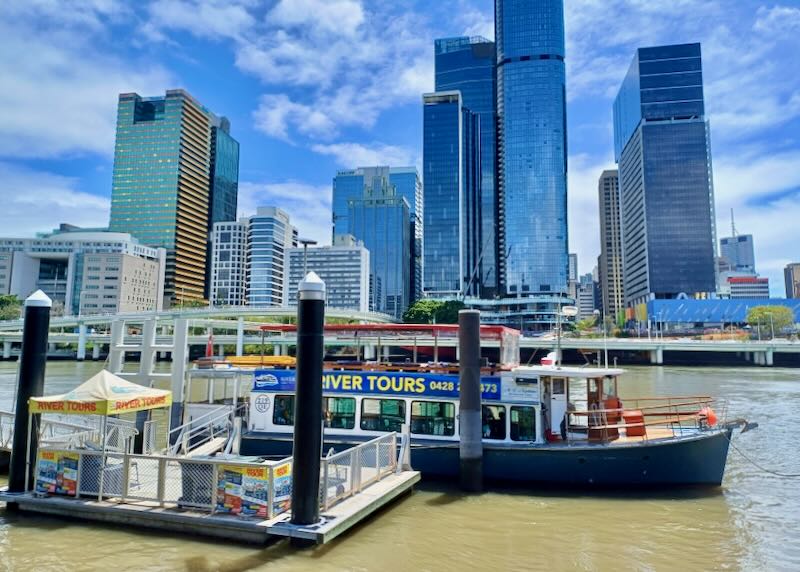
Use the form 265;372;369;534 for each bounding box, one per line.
30;370;172;416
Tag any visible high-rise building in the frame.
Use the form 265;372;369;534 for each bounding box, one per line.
577;272;598;319
0;227;166;316
422;91;481;298
567;253;578;299
495;0;568;297
435;36;498;297
786;263;800;298
598;170;624;320
209;220;247;306
109;89;238;307
613;43;717;308
247;208;297;307
720;234;755;274
286;235;370;311
724;276;770;299
332;166;421;304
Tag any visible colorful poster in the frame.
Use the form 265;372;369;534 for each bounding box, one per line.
272;462;292;516
215;464;269;518
36;450;79;496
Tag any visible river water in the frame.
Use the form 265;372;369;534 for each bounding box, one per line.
1;361;799;571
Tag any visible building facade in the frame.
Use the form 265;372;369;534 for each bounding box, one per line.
725;276;770;299
786;263;800;299
435;36;498;297
332;166;420;305
598;169;625;321
495;0;568;297
0;227;165;315
209;220;247;306
613;43;717;308
286;235;370;311
720;234;755;274
422;91;481;298
577;273;598;319
109;89;238;307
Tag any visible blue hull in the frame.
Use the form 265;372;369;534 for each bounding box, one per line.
240;427;734;487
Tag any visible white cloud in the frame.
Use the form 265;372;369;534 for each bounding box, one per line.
238;180;332;245
253;95;337;141
753;5;800;35
311;142;418;169
267;0;365;37
0;162;110;236
0;1;171;159
142;0;256;42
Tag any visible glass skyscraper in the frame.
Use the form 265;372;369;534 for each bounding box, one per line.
109;89;238;305
495;0;568;297
435;36;498;297
613;43;717;307
332;167;418;313
422;91;481;297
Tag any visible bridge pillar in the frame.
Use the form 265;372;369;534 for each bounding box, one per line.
77;323;87;361
109;319;125;373
218;343;224;359
92;343;101;360
363;343;375;361
2;341;10;359
170;318;189;432
159;325;169;359
236;317;244;357
765;350;774;367
382;344;390;361
139;319;157;380
273;343;281;356
649;348;663;365
48;342;55;355
753;352;763;366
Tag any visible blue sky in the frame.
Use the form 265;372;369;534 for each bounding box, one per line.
1;0;799;295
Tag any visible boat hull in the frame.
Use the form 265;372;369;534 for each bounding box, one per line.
240;427;734;487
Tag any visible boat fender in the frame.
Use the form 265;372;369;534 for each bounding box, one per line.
699;406;718;427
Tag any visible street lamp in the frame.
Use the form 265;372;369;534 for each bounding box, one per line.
298;238;318;276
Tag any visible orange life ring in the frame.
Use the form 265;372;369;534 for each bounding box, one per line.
699;406;718;427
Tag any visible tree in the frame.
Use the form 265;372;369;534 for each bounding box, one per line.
746;305;795;338
435;300;466;324
403;299;441;323
0;294;21;321
576;316;598;332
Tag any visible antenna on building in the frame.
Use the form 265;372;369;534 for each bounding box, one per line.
730;208;737;238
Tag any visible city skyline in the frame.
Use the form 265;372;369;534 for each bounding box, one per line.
1;1;799;296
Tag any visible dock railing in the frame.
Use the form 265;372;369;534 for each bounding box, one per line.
31;431;407;518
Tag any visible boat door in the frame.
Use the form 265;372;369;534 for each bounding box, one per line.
545;377;568;435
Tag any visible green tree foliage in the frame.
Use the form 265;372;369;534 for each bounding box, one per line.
0;295;21;321
576;316;598;332
746;305;795;336
403;299;466;324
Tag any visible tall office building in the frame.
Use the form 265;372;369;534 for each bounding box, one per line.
435;36;498;296
720;235;755;274
786;263;800;299
495;0;568;297
577;272;598;319
613;43;717;308
209;207;296;307
332;166;421;303
109;89;238;307
422;91;481;298
286;235;370;311
598;170;624;320
567;253;578;298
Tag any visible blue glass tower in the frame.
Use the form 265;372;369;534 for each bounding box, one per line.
435;36;498;297
332;167;419;311
495;0;568;298
209;117;239;226
613;43;717;307
422;92;481;297
344;175;411;319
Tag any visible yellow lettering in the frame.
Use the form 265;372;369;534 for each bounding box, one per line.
367;375;378;391
376;376;391;391
415;378;426;393
352;376;363;391
341;375;351;391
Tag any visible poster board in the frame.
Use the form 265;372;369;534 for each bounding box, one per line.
36;450;79;496
215;464;269;517
272;462;292;516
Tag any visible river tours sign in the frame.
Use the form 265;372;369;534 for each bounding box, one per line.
253;369;503;401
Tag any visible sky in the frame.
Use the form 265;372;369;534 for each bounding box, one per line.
0;0;799;296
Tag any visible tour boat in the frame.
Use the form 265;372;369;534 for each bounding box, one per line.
238;362;749;487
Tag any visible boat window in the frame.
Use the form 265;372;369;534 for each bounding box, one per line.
552;378;566;395
273;395;294;426
482;405;506;440
410;401;455;436
324;397;356;429
510;406;536;441
360;398;406;432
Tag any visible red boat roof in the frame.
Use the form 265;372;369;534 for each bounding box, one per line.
258;323;519;339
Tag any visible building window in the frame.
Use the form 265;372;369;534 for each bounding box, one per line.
361;398;406;432
410;401;455;436
323;397;355;429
